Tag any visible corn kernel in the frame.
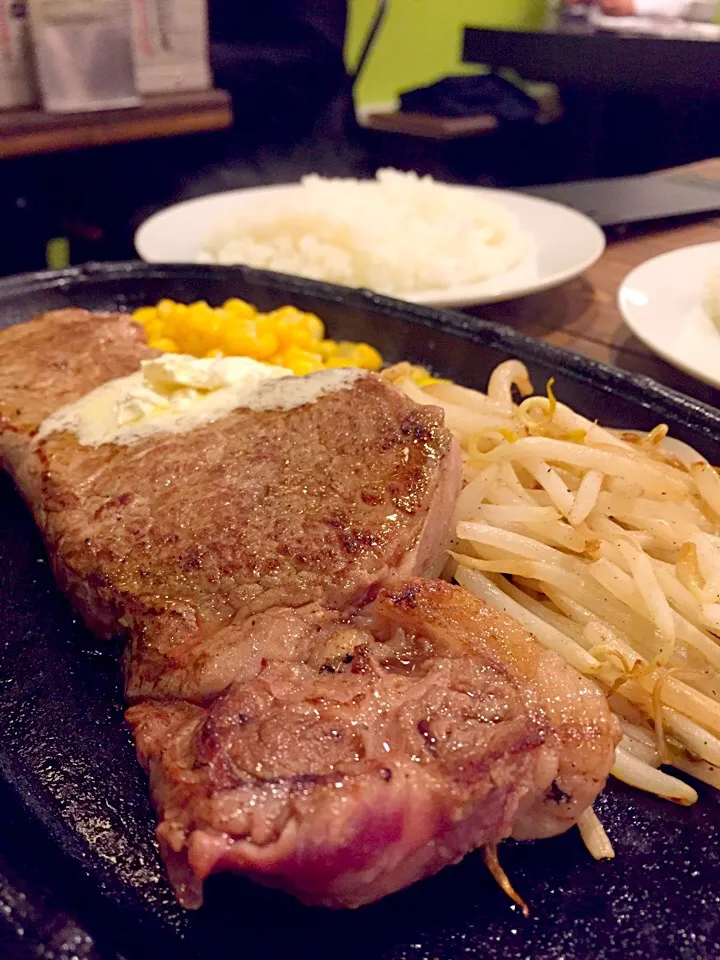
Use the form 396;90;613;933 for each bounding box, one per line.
156;298;177;318
149;337;178;353
189;301;213;320
224;328;258;357
205;348;224;358
143;320;164;341
407;365;442;387
253;331;280;361
133;306;157;325
201;315;223;342
304;313;325;342
165;303;187;332
281;346;323;376
276;318;310;349
318;339;338;360
286;357;321;376
352;343;383;371
324;356;355;369
267;306;300;322
335;341;360;358
223;298;257;318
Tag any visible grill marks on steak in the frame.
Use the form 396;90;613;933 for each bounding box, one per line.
0;309;619;912
127;579;618;909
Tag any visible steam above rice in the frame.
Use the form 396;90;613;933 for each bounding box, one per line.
199;169;532;296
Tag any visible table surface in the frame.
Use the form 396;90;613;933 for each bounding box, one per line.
472;158;720;413
0;89;233;160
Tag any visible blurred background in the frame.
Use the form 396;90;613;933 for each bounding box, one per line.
1;0;719;277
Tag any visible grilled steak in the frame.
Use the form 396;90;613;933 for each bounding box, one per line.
128;578;618;908
0;309;619;910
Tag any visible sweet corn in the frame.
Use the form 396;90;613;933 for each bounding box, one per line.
223;298;256;318
279;346;324;376
156;298;178;318
348;343;382;371
132;299;384;375
149;337;178;353
409;366;444;387
133;306;157;325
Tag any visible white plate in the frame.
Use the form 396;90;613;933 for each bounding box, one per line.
618;241;720;389
134;183;606;309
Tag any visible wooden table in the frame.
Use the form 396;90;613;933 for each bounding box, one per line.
470;159;720;412
0;89;232;159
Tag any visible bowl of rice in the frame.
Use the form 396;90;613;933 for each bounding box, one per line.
135;169;606;308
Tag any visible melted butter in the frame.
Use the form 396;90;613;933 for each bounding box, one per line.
37;354;366;447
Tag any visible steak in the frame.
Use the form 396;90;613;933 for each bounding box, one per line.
128;578;618;909
0;309;619;910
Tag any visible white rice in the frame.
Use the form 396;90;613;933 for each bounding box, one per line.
199;169;531;296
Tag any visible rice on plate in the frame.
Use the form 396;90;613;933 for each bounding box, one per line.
199;169;533;297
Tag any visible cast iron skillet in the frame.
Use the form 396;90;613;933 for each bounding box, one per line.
0;262;718;960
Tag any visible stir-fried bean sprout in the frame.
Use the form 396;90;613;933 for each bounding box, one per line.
386;360;720;859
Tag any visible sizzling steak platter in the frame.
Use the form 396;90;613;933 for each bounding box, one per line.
0;309;619;909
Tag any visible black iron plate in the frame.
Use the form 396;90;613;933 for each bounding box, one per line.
0;262;718;960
